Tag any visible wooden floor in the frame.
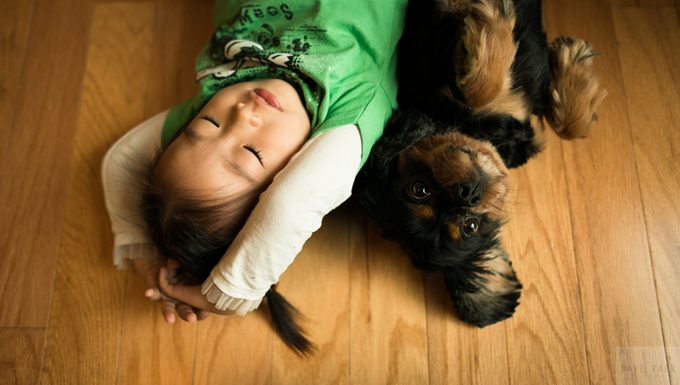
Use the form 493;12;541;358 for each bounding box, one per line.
1;0;679;384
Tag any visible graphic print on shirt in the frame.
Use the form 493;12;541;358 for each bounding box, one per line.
197;3;324;82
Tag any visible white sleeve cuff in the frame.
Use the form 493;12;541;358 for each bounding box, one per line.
201;277;263;315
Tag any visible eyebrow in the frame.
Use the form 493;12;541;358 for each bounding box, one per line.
224;159;258;185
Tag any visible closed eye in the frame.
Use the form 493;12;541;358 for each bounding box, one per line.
244;145;264;167
201;114;220;127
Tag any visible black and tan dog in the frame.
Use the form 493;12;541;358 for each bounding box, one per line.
354;0;606;327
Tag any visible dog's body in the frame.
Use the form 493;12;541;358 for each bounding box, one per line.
354;0;606;327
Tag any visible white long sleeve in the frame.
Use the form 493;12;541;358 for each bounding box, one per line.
201;124;362;314
101;111;167;269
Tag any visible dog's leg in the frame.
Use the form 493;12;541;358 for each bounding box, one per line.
546;36;607;139
456;0;527;121
444;244;522;327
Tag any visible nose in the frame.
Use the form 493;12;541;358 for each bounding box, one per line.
454;182;482;206
232;102;262;129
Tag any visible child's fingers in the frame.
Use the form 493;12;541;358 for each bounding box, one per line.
144;288;162;301
161;300;177;324
196;310;210;321
158;267;171;290
176;303;197;323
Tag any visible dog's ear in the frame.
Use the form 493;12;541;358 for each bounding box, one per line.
443;243;522;327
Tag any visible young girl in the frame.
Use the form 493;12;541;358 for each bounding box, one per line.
102;0;407;325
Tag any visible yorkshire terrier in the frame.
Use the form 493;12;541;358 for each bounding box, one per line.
354;0;606;327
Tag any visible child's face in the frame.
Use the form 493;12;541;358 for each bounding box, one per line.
156;79;311;196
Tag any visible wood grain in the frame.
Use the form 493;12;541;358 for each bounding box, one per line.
0;0;92;327
543;0;670;384
349;204;429;385
194;311;272;385
613;7;680;384
271;205;351;385
143;0;213;115
425;276;509;385
0;0;34;167
609;0;675;7
503;132;589;385
0;328;44;385
38;3;154;385
118;278;197;385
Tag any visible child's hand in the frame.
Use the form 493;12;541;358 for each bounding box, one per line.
158;260;234;316
132;254;209;323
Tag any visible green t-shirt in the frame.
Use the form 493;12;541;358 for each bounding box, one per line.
161;0;408;167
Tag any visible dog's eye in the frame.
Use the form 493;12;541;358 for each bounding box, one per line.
462;217;480;236
408;180;431;200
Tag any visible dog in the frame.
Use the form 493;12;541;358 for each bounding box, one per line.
354;0;606;327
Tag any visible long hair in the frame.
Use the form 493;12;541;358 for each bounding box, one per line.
140;151;261;283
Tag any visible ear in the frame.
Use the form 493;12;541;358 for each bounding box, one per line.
444;243;522;327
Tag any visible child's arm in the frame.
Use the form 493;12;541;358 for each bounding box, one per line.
101;111;166;268
200;124;362;314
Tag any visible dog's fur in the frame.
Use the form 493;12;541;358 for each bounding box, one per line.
354;0;606;327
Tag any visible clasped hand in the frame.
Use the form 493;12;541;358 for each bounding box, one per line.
133;257;231;323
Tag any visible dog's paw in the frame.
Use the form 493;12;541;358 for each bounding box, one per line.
455;0;517;109
444;245;522;327
547;36;608;139
454;280;521;327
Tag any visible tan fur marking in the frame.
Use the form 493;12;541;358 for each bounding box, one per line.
477;89;530;121
472;247;519;296
457;0;527;120
414;205;435;219
448;223;462;241
547;36;608;139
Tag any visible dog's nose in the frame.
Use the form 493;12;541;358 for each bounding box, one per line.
455;183;482;206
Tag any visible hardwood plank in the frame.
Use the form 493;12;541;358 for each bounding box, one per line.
543;0;670;384
0;0;92;327
503;132;589;385
0;328;44;385
118;278;197;385
143;0;214;115
194;312;272;385
38;3;155;385
271;205;351;385
349;205;429;385
613;7;680;385
425;277;509;385
0;0;34;166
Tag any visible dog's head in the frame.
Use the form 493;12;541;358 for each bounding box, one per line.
355;110;521;326
395;130;509;268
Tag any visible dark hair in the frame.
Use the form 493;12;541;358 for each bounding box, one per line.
140;151;262;284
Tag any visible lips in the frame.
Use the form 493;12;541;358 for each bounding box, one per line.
253;88;283;111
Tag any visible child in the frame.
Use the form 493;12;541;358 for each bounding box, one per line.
102;0;408;323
